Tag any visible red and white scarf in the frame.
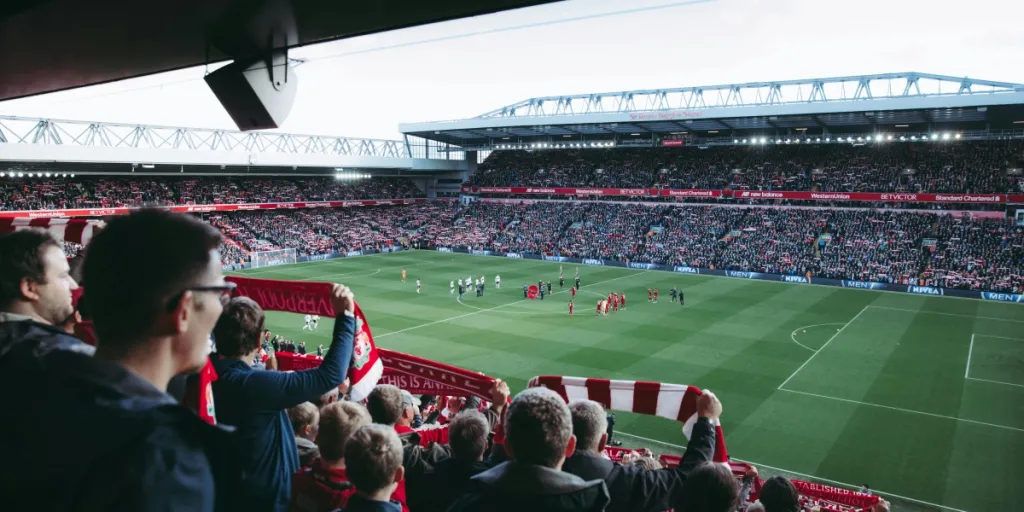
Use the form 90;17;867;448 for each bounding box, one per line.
529;376;729;462
277;347;496;400
226;276;384;401
0;217;100;245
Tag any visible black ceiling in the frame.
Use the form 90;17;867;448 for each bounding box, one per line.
0;0;558;102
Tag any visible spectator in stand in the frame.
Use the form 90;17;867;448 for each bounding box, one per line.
0;176;420;211
365;384;451;512
469;142;1024;194
210;289;356;512
291;401;379;512
0;229;82;340
674;462;739;512
1;210;235;511
757;476;799;512
289;402;321;468
448;387;611;512
343;424;407;512
562;393;720;512
418;410;497;512
626;455;662;471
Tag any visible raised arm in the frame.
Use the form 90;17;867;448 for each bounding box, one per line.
246;284;357;410
616;390;721;512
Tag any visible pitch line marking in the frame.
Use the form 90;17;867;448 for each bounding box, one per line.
789;323;847;353
615;432;967;512
965;334;974;379
779;388;1023;433
375;271;649;339
867;305;1024;325
777;305;870;390
965;377;1024;389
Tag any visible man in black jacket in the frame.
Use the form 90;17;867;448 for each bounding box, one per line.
561;392;720;512
448;387;610;512
419;410;494;512
0;211;238;512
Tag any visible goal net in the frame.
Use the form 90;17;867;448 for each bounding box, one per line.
250;248;297;269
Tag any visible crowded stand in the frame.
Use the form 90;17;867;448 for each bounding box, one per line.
205;200;1022;293
0;176;420;211
470;142;1024;194
214;203;458;259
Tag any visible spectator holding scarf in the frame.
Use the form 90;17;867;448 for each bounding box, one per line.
211;286;356;512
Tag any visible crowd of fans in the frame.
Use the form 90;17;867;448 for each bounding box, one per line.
205;200;1022;293
213;203;458;259
471;142;1024;194
445;202;1023;293
0;176;420;211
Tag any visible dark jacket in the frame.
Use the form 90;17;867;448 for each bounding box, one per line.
296;436;320;468
342;494;403;512
212;313;355;512
561;417;717;512
447;461;610;512
417;457;492;512
0;316;236;512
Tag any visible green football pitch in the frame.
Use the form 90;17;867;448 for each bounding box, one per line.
231;251;1023;511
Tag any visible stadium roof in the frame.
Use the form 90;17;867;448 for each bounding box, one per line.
400;72;1024;148
0;115;471;173
0;0;557;101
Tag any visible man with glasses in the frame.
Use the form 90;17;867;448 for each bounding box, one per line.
0;210;238;511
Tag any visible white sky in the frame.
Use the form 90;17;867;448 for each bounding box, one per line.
1;0;1021;140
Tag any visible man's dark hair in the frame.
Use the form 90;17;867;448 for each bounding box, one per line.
505;387;572;468
676;462;739;512
759;476;799;512
83;210;221;346
568;400;607;452
0;229;62;307
212;297;264;357
448;410;489;461
365;384;404;426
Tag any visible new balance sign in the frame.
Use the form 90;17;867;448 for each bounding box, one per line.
583;259;604;266
907;286;943;296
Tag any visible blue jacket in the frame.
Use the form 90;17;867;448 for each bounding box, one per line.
0;315;237;512
212;312;355;512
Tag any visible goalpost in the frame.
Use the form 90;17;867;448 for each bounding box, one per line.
250;248;297;269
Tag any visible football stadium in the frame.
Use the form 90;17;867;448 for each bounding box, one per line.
0;2;1021;512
